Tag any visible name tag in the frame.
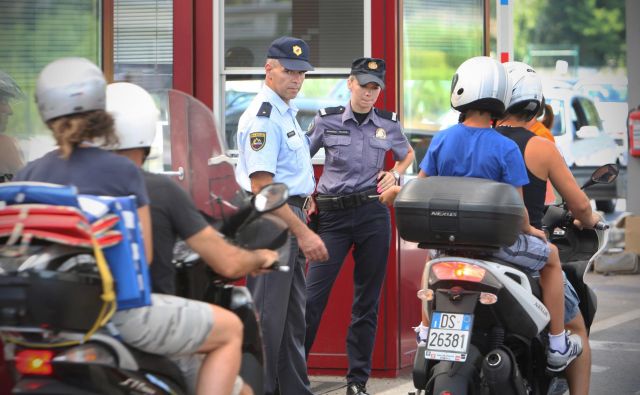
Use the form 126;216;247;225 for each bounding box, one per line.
287;130;296;138
325;130;350;136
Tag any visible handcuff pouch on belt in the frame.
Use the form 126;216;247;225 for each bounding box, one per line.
315;189;378;211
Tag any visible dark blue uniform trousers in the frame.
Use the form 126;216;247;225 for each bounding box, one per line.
247;206;313;395
305;200;391;385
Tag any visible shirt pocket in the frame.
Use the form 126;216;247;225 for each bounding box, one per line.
367;137;391;168
285;132;307;168
324;134;352;166
285;133;304;151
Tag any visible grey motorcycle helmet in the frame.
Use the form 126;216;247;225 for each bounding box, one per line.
504;61;543;119
0;70;24;101
35;57;106;122
450;56;511;118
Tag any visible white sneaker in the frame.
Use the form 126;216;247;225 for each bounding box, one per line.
546;332;583;373
414;323;429;344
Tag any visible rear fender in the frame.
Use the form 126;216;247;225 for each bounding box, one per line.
430;344;482;394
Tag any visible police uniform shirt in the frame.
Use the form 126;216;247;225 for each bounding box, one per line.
308;103;410;195
235;85;315;196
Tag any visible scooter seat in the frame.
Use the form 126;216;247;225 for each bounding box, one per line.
125;345;187;389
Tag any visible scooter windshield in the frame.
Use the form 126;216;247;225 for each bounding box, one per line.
148;89;244;223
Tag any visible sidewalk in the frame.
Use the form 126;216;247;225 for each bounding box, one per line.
310;372;415;395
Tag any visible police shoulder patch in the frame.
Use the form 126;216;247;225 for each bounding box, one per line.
257;102;272;117
249;132;267;151
319;106;345;117
375;108;398;122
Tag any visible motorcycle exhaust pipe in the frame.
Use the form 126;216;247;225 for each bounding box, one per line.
481;348;525;395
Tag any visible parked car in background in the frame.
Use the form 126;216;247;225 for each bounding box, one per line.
544;84;623;212
545;86;618;167
574;76;629;166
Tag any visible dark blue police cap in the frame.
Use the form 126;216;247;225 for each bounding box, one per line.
351;57;386;89
267;36;314;71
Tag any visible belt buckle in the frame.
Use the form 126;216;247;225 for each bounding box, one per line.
302;196;312;210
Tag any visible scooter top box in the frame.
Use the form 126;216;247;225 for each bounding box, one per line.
394;177;525;250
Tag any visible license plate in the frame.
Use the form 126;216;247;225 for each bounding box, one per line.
425;312;473;362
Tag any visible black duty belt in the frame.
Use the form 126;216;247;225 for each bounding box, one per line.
316;189;378;211
287;195;311;209
245;190;311;210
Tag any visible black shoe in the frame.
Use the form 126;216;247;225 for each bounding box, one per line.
346;382;370;395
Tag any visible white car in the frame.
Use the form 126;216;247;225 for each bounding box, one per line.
545;86;619;168
545;86;622;212
574;76;629;166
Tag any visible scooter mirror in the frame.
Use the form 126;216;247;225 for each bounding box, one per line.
590;163;619;184
253;183;289;213
581;163;619;189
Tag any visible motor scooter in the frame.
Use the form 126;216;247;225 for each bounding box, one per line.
0;89;287;394
400;164;617;395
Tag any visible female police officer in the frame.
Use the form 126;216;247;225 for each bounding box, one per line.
305;57;414;395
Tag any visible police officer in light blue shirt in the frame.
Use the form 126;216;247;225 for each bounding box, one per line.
305;57;414;395
235;36;328;395
235;86;315;197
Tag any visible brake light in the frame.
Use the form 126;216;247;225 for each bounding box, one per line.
431;261;486;282
15;350;54;376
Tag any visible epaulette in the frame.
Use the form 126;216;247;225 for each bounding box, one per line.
257;102;272;117
318;106;345;117
375;108;398;122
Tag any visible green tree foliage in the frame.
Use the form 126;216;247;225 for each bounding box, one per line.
514;0;625;67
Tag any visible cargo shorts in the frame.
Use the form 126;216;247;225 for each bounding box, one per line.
493;233;550;272
493;233;580;323
111;293;214;356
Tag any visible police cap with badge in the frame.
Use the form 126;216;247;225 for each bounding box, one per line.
350;57;386;90
255;36;315;121
266;36;314;71
318;57;395;120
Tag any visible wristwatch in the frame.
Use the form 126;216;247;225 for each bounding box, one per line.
390;169;401;185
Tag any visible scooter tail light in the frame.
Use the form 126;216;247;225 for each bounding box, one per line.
15;349;54;376
431;261;486;282
417;288;434;301
479;292;498;305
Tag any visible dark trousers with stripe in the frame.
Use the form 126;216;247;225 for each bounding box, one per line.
247;205;313;395
305;200;391;385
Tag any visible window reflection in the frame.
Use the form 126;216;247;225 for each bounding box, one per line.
224;77;345;150
224;0;363;69
0;1;101;167
222;0;363;151
113;0;173;91
112;0;174;173
401;0;485;174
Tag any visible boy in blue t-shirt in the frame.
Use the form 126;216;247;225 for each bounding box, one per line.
381;56;582;372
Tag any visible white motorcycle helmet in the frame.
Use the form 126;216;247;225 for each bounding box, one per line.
504;61;543;119
35;57;106;122
106;82;159;150
450;56;511;117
